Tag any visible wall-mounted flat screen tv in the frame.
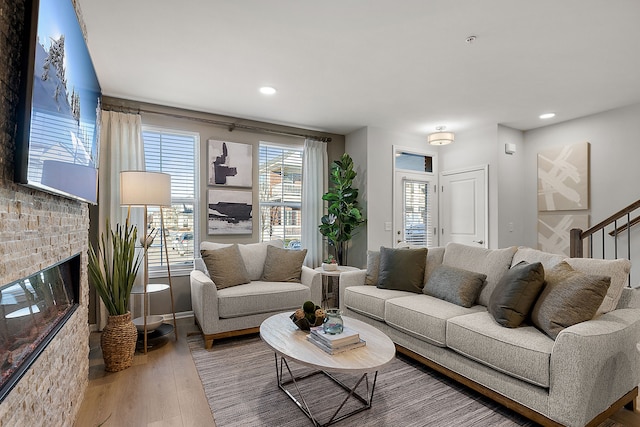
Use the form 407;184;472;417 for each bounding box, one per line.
15;0;102;204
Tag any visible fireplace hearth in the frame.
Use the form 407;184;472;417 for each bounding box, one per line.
0;254;80;402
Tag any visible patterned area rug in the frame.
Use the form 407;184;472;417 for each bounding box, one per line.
188;333;570;427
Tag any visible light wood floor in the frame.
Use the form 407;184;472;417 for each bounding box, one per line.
74;317;640;427
74;318;216;427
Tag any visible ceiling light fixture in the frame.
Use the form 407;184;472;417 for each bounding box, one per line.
539;112;556;119
259;86;277;95
428;126;455;146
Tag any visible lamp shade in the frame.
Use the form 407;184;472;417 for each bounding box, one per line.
427;132;455;146
120;171;171;206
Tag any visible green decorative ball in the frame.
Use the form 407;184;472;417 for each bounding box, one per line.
303;300;316;313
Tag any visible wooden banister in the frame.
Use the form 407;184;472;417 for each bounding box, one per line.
570;198;640;259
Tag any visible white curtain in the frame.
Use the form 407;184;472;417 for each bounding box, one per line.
96;111;146;329
301;139;328;267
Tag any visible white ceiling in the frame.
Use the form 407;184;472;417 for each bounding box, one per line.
78;0;640;136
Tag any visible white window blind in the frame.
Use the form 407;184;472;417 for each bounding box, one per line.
402;179;432;247
258;143;303;248
142;128;197;272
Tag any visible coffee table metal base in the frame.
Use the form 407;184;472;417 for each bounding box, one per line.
274;354;378;426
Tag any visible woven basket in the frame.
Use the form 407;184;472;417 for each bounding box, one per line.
101;312;137;372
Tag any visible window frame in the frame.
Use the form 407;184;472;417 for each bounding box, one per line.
258;141;303;247
142;125;200;277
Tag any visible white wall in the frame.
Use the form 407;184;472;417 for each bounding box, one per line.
523;103;640;265
497;125;526;248
345;127;368;268
346;126;431;260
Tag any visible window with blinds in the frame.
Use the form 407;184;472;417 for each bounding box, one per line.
258;143;303;248
403;179;432;247
142;128;198;273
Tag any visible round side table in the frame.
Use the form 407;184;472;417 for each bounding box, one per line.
314;265;360;308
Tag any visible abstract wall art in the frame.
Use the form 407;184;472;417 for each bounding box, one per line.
538;213;589;256
207;140;253;188
207;189;253;235
537;142;590;211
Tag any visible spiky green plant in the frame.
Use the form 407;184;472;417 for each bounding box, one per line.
88;219;142;315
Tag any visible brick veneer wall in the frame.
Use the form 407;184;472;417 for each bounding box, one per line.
0;0;90;425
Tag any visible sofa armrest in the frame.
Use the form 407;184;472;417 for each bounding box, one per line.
190;269;220;334
339;269;367;311
549;308;640;426
301;266;323;304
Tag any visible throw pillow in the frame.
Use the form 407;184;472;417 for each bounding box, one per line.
261;245;307;282
365;250;380;285
423;264;487;308
442;243;517;306
376;246;428;293
200;244;251;290
531;261;611;339
488;261;545;328
563;257;631;315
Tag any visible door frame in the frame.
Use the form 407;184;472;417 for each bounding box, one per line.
392;145;438;247
439;164;489;248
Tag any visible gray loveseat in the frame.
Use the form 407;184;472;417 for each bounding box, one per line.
191;240;322;348
339;242;640;427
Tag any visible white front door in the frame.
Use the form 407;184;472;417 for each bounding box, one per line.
440;166;488;248
393;172;437;247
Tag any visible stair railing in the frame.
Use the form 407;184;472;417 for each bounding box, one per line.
570;199;640;286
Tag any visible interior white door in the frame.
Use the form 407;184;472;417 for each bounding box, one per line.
440;166;488;247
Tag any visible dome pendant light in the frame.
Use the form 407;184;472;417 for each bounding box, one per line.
428;126;455;146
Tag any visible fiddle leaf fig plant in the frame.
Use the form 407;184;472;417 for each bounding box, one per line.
319;153;365;265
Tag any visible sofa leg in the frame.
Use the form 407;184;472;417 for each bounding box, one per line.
204;335;214;349
625;396;637;412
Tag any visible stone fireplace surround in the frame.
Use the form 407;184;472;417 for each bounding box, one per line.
0;0;91;425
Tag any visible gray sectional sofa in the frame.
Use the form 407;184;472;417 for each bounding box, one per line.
339;243;640;427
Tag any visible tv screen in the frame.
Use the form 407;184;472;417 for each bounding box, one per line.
15;0;102;204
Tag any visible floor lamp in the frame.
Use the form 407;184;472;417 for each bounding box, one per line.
120;170;178;353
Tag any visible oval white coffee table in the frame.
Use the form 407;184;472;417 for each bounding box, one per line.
260;312;395;426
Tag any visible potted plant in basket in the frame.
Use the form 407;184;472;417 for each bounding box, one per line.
88;218;143;372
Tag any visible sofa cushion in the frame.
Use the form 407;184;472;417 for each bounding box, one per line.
512;247;563;270
531;261;610;339
201;244;251;289
200;240;284;281
385;295;485;347
376;246;428;293
488;261;545;328
344;285;413;321
447;311;554;388
423;264;486;308
217;281;310;318
262;246;307;282
564;257;631;315
365;250;380;285
443;243;517;306
424;246;446;284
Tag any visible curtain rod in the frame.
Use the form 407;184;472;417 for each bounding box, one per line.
103;105;333;143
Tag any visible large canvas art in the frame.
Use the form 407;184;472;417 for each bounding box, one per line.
538;213;589;256
207;140;252;188
537;142;590;211
208;189;253;235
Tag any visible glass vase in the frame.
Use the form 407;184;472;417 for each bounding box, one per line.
322;309;344;334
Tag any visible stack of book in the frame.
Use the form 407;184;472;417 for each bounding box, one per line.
307;326;366;354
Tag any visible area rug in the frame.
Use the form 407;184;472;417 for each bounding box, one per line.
187;334;621;427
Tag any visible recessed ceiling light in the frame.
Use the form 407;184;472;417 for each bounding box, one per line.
259;86;277;95
539;112;556;119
